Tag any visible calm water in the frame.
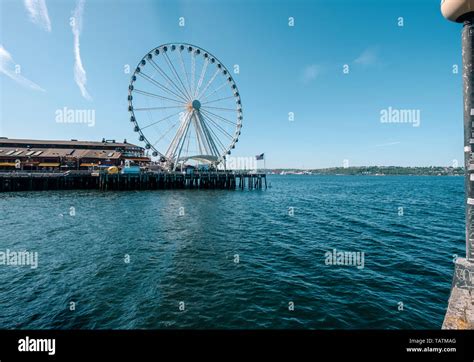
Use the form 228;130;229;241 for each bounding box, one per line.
0;176;465;329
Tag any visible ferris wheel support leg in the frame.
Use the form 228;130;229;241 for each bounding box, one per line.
193;118;205;155
192;112;212;156
197;111;221;159
194;111;219;157
166;112;191;166
174;115;193;170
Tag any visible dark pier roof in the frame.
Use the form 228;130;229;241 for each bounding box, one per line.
0;138;143;151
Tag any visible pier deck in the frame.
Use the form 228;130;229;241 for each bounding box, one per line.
0;171;267;192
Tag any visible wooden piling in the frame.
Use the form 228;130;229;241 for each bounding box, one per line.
0;171;266;192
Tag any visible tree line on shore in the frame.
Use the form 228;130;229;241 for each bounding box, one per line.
270;166;464;176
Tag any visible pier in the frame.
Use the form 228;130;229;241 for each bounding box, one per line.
0;171;267;192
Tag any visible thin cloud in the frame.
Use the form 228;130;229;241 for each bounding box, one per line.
71;0;92;100
0;45;45;92
301;64;322;84
374;141;401;147
23;0;52;32
354;48;378;66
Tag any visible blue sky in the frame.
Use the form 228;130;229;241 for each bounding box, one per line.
0;0;465;168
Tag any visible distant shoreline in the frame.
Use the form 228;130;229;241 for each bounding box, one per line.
264;166;464;176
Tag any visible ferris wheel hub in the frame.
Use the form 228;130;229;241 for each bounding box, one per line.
186;99;201;112
192;99;201;110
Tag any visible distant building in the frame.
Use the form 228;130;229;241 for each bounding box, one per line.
0;138;150;171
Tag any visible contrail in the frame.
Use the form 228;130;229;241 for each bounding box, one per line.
23;0;52;32
71;0;92;100
0;45;45;92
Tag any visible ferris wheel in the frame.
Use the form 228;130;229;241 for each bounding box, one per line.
128;43;243;170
